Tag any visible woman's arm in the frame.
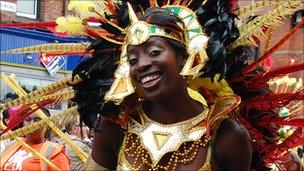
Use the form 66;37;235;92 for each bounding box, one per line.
91;117;124;169
215;118;252;171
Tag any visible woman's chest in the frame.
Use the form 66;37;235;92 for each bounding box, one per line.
117;133;221;171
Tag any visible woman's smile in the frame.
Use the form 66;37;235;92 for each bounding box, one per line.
140;73;162;90
128;37;185;100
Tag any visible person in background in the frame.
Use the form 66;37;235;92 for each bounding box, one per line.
49;130;61;144
81;125;93;148
0;108;70;171
63;116;92;170
0;107;21;154
0;104;10;154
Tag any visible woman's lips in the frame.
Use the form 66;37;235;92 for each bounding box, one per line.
140;73;162;89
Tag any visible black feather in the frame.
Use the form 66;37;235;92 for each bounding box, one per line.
72;40;121;130
197;0;240;79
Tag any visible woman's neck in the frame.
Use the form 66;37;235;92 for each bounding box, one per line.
142;92;204;124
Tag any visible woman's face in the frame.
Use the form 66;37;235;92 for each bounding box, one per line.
23;112;46;143
127;37;185;101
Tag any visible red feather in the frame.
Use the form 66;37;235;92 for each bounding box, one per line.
84;27;113;40
238;118;272;151
0;21;57;28
105;0;117;14
246;63;304;89
84;17;101;23
43;50;93;57
264;128;303;164
272;118;304;127
47;27;69;37
229;0;239;12
242;90;304;111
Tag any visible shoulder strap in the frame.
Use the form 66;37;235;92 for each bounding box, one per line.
200;116;228;171
40;141;57;171
200;145;212;171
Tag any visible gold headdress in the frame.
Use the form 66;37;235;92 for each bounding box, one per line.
105;3;209;104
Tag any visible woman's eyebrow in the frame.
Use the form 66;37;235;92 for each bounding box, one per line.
126;49;137;59
145;38;163;47
127;38;162;54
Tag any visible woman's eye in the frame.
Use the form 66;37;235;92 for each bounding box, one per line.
128;58;138;65
149;50;160;57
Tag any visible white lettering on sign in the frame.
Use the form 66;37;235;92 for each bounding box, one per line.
0;1;17;12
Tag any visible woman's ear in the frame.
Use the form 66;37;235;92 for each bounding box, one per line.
177;54;187;70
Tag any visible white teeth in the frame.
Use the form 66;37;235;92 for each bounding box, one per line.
141;74;160;84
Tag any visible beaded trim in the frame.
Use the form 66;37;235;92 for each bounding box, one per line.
121;106;208;167
118;132;208;170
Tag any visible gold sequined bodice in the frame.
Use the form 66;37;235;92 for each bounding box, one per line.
117;95;241;171
117;106;212;170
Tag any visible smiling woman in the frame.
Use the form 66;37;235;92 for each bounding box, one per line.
75;3;253;171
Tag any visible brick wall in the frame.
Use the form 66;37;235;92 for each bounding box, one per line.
1;0;69;22
1;0;17;22
238;0;303;70
40;0;67;21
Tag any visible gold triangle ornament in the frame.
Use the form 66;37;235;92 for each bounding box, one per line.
162;6;209;78
105;4;147;104
152;131;172;150
180;49;208;78
104;56;135;104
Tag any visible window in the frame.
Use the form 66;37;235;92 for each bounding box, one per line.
16;0;38;19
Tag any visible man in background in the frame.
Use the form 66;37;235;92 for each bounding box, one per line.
63;116;92;170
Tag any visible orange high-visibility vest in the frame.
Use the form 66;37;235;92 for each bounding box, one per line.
0;139;65;171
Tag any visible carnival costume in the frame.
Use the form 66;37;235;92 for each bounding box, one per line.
0;0;303;170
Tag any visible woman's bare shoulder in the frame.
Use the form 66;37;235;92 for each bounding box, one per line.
213;118;252;171
217;118;250;139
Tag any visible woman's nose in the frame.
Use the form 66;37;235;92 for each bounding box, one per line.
137;55;152;72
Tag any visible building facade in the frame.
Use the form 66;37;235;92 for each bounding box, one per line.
1;0;81;113
1;0;69;22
